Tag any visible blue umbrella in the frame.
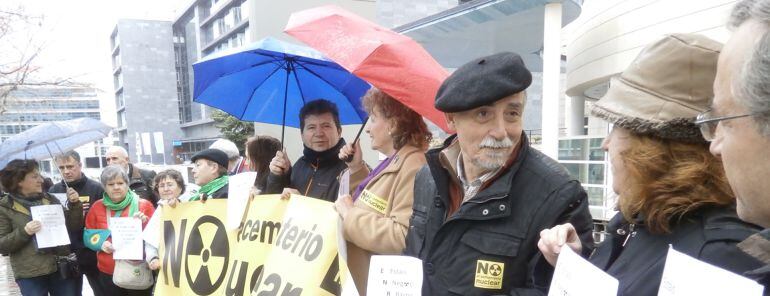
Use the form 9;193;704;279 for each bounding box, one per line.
0;118;113;170
192;37;371;144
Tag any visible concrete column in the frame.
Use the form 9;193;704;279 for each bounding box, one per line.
566;95;586;136
540;2;562;158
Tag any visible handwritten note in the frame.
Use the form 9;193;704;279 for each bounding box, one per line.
227;172;257;230
549;246;618;296
110;217;143;260
367;255;423;296
30;205;70;248
658;246;764;296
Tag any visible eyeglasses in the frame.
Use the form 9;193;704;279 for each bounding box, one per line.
694;110;755;141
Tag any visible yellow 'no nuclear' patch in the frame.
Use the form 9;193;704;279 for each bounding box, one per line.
358;190;388;214
474;260;504;289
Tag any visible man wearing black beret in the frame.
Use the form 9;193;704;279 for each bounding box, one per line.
189;148;230;200
404;52;594;295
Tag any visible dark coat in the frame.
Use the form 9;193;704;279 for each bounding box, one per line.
265;141;347;202
0;193;82;279
128;163;158;207
738;228;770;295
49;174;104;274
590;206;763;296
403;134;594;296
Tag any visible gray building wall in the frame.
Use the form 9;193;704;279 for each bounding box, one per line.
377;0;456;28
112;19;183;164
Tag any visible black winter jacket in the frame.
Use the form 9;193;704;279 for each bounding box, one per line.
590;206;763;296
265;140;347;202
49;174;104;274
128;163;158;207
404;134;594;296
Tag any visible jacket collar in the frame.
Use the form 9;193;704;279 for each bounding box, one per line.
739;228;770;265
382;145;422;173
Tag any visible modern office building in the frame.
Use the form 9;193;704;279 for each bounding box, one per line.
171;0;251;161
110;19;183;165
0;86;109;173
170;0;378;164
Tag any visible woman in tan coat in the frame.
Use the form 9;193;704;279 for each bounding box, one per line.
336;88;431;295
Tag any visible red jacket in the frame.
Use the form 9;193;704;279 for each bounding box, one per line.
85;198;154;275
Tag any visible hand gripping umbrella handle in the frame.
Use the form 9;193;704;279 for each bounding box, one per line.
343;117;368;163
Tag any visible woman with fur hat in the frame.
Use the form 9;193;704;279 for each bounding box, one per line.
537;33;763;295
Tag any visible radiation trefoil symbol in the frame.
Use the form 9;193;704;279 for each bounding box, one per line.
185;216;230;295
489;264;502;277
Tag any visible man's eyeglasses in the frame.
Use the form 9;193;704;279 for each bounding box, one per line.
694;110;755;141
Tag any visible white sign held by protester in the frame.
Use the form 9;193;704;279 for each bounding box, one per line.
658;246;764;296
142;207;161;249
30;205;70;248
110;217;144;260
549;246;619;296
50;193;68;206
338;169;350;199
226;172;257;230
367;255;423;296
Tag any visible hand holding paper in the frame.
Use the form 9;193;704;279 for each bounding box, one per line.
548;246;618;296
30;205;70;248
109;217;143;260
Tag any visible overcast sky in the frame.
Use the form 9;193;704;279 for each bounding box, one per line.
6;0;189;125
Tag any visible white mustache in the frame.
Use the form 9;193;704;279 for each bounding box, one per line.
478;136;513;149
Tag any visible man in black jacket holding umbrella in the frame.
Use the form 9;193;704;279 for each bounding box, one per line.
49;151;106;296
266;99;366;201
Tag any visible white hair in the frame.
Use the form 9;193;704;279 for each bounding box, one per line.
729;0;770;136
209;139;239;160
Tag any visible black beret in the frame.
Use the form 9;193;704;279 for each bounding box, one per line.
191;149;229;169
435;52;532;112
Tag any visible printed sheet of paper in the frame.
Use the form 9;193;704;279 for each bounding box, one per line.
30;205;70;248
367;255;423;296
658;246;764;296
549;246;618;296
338;169;350;199
142;207;161;249
227;172;257;230
109;217;143;260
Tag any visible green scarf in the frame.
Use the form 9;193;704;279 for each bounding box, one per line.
102;190;139;217
189;175;228;201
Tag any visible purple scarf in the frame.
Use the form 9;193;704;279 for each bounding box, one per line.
352;154;396;201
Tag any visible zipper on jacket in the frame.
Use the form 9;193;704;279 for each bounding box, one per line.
621;223;637;247
303;162;318;196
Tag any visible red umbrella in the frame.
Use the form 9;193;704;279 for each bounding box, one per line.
285;5;450;132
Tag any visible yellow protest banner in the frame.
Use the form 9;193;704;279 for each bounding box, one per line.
155;195;350;296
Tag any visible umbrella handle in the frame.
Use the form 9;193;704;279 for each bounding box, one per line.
343;117;368;163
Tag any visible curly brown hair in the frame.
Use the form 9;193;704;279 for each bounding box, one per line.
361;88;432;150
618;133;735;234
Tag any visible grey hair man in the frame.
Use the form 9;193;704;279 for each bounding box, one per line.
696;0;770;288
104;146;158;206
49;151;107;295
